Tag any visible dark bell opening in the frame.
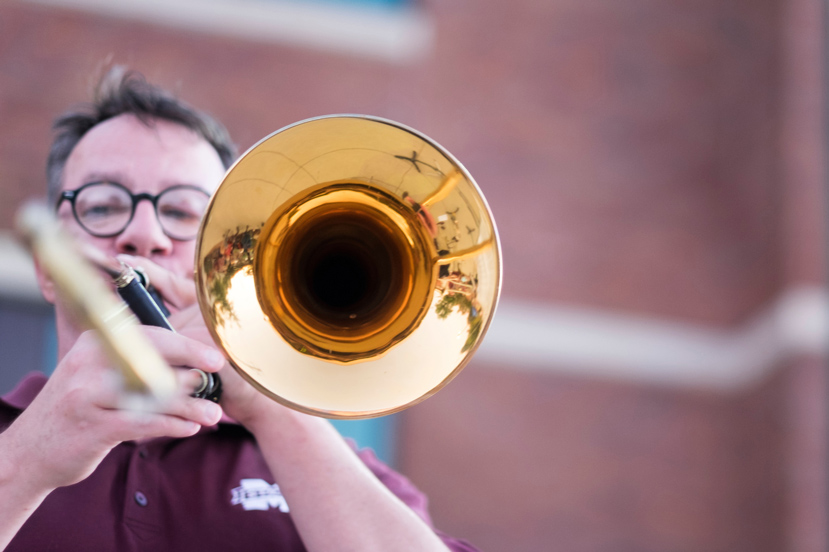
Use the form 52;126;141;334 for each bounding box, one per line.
308;244;376;311
293;217;396;326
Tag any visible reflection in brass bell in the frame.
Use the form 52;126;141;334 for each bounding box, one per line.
195;115;501;418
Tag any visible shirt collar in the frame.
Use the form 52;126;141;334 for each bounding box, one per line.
1;372;48;410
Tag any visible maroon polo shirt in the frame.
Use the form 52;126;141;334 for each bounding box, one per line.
1;372;478;551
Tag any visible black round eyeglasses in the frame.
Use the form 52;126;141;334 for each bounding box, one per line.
57;181;211;241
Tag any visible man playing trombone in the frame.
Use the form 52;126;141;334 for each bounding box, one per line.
0;67;477;552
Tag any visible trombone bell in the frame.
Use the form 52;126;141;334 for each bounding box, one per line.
195;115;501;419
257;182;435;362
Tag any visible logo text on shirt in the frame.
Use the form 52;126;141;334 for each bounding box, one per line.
231;479;290;512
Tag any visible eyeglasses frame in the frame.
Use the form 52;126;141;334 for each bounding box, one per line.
57;181;211;241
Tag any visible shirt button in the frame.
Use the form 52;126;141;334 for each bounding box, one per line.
134;491;148;507
138;448;149;459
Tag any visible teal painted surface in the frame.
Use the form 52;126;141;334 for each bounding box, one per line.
331;415;398;467
43;315;57;375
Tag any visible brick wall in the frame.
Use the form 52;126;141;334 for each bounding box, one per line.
1;0;816;322
400;361;791;552
0;0;824;550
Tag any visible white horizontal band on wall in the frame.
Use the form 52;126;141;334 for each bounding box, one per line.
478;289;828;390
22;0;435;63
0;231;825;391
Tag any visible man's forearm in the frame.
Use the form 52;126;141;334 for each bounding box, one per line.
0;430;53;551
248;410;451;552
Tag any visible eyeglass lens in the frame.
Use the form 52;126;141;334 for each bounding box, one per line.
73;182;209;239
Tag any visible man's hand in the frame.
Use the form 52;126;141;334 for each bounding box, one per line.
107;257;453;552
113;255;291;430
0;327;224;494
116;254;198;314
173;304;297;428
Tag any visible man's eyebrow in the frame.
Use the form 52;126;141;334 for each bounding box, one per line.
79;171;129;185
159;179;215;194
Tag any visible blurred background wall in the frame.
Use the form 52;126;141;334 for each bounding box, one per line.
0;0;826;550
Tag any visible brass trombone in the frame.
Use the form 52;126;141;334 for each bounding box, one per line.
22;115;502;419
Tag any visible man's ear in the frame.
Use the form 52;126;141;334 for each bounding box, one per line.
33;257;56;304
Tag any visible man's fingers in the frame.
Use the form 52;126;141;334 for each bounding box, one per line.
110;410;202;441
142;326;225;374
169;303;205;331
116;254;197;310
105;384;223;441
153;392;223;427
176;368;208;396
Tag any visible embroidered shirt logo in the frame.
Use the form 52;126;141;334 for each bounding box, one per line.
230;479;290;512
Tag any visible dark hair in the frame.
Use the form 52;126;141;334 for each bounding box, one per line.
46;66;237;204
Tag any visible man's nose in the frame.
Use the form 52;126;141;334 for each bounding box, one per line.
113;201;172;257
